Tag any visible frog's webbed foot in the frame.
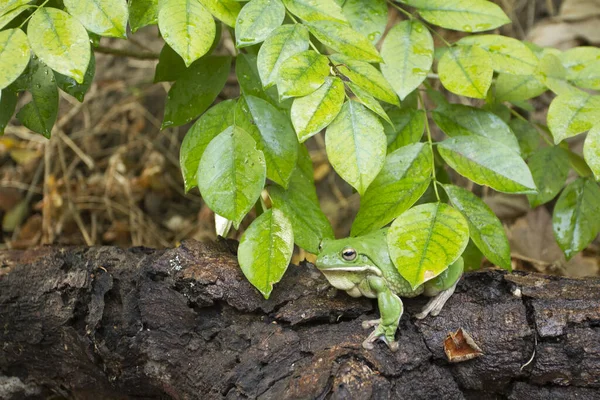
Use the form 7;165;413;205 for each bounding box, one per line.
415;281;458;320
362;323;399;352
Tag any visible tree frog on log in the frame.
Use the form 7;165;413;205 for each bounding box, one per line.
316;229;463;351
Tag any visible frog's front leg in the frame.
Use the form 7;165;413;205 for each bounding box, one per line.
415;258;463;320
361;276;403;352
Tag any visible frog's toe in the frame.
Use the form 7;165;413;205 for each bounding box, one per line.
385;339;399;352
362;339;376;350
416;282;458;319
361;319;381;329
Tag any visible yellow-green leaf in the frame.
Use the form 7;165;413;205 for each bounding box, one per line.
387;202;469;288
306;20;382;63
277;50;329;99
547;90;600;143
346;82;392;126
291;76;345;142
129;0;158;32
536;53;573;95
238;208;294;299
0;4;32;30
198;0;242;27
438;45;492;99
257;24;309;89
385;108;425;152
381;20;433;100
584;124;600;181
340;0;387;44
0;28;29;90
64;0;128;38
458;34;537;75
495;73;547;102
282;0;347;23
27;8;91;84
325;101;386;195
235;0;285;47
158;0;216;67
400;0;510;32
559;47;600;91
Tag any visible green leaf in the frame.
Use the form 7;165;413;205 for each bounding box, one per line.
282;0;347;23
458;34;537;75
438;45;492;99
277;50;329;99
462;239;484;272
0;0;32;15
547;91;600;144
270;145;334;252
257;24;309;89
346;82;392;126
306;20;382;63
400;0;510;32
158;0;216;67
180;99;235;191
238;208;294;299
198;0;242;27
27;8;90;84
243;95;298;188
340;0;387;44
291;76;345;142
235;0;285;47
0;28;30;90
0;4;32;30
584;125;600;181
64;0;128;38
330;53;398;105
536;53;572;95
380;20;433;100
526;146;570;208
197;126;266;228
54;52;95;102
432;103;520;153
163;56;231;128
495;73;547;103
509;118;539;158
387;202;469;288
351;143;432;236
154;44;187;82
443;184;511;270
16;61;58;138
0;89;18;134
385;108;425;152
129;0;158;32
438;135;536;194
553;178;600;260
559;47;600;91
325;101;386;195
236;52;283;108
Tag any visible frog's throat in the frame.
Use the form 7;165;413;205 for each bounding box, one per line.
320;265;382;276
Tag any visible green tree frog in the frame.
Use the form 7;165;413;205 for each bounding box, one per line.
316;229;463;351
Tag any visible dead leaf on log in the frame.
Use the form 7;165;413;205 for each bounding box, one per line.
444;328;484;363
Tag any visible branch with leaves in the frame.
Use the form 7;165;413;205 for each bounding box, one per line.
1;0;599;299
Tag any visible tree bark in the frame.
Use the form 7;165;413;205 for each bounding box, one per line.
1;240;599;399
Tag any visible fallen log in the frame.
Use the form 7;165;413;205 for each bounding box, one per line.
1;240;599;399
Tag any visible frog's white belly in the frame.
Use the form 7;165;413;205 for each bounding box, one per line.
321;270;378;298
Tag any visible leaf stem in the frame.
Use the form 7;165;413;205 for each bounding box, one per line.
418;92;441;201
19;0;49;28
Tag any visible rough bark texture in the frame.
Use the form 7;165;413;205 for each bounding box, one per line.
1;240;599;399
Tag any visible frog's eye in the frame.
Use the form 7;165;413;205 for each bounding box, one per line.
341;247;357;261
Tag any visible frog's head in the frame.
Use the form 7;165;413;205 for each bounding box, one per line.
315;230;388;290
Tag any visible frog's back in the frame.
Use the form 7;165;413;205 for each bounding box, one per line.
378;254;424;297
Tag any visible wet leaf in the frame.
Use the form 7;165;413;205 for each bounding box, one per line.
158;0;216;67
235;0;285;47
527;146;570;208
257;24;309;89
0;89;18;134
385;108;425;152
559;46;600;91
346;82;392;126
154;44;187;83
536;53;572;95
458;34;537;75
380;20;433;100
64;0;128;38
197;126;266;228
495;73;547;103
340;0;387;44
277;50;329;99
291;76;345;142
129;0;158;32
552;178;600;260
54;53;95;102
16;61;58;138
180;99;235;192
351;143;432;236
282;0;347;23
238;208;294;299
27;8;90;84
163;56;231;128
547;90;600;143
236;52;282;107
0;4;32;30
443;184;511;270
306;20;382;63
199;0;242;27
432;103;520;153
438;45;492;99
387;202;469;289
325;101;386;195
0;28;30;90
400;0;510;32
584;124;600;180
509;118;539;158
438;136;536;194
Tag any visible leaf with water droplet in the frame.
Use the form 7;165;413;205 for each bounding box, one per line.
438;45;492;99
129;0;159;32
282;0;347;23
235;0;285;48
198;0;242;27
340;0;387;44
584;125;600;181
547;90;600;143
559;47;600;91
346;82;392;126
305;20;382;63
276;50;329;99
0;28;30;90
458;34;538;75
64;0;128;38
381;20;433;100
54;53;95;102
16;60;58;138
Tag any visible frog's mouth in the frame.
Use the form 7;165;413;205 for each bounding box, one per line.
320;266;382;276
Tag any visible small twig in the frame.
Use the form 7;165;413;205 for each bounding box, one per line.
95;46;160;60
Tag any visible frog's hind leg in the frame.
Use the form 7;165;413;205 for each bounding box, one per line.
415;258;463;320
